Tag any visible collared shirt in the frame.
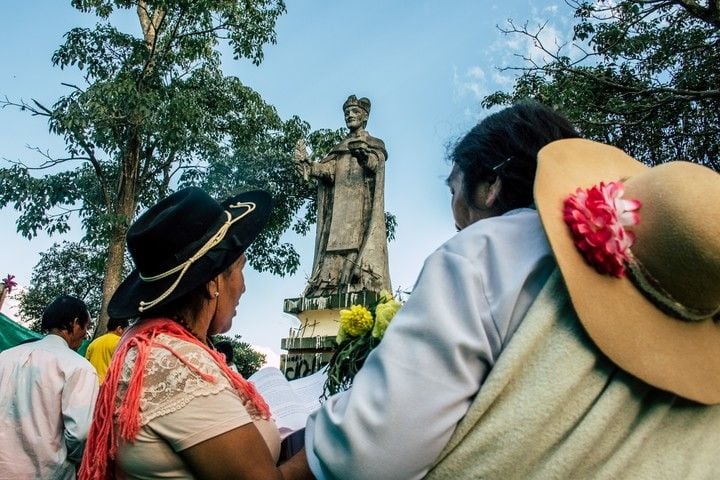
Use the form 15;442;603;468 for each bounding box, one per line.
0;334;99;480
305;209;556;480
85;331;122;383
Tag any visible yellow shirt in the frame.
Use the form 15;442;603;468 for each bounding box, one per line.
85;332;121;384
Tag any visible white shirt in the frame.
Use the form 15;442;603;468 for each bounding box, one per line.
0;334;99;480
305;209;556;480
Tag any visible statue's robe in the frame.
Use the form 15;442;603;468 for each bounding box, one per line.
304;130;391;297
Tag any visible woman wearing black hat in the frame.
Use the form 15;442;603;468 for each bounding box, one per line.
79;188;310;479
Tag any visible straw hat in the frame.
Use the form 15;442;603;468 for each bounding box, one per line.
108;187;272;319
535;138;720;404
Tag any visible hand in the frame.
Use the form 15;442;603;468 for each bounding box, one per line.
293;140;310;163
353;150;369;165
348;139;371;164
293;140;311;180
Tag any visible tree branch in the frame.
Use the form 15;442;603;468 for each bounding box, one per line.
499;19;720;101
137;1;166;88
1;97;52;117
672;0;720;27
3;147;94;170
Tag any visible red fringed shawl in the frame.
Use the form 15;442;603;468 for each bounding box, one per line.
78;318;270;480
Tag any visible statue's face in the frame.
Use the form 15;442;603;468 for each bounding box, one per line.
344;106;367;130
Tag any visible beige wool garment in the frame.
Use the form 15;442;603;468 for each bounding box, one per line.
426;270;720;479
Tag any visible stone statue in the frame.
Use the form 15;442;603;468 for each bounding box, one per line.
294;95;391;298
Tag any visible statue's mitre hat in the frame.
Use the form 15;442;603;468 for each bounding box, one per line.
343;95;371;114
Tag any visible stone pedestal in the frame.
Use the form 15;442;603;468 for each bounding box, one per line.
280;290;381;380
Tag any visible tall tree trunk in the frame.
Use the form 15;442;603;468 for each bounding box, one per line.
97;227;128;336
95;134;141;337
95;3;162;336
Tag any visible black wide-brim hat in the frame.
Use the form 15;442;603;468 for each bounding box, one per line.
108;187;272;319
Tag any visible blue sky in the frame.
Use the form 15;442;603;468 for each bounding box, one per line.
0;1;571;363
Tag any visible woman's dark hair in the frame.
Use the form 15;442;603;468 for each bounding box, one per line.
138;260;236;328
41;295;90;333
214;341;235;363
449;100;579;214
138;280;210;324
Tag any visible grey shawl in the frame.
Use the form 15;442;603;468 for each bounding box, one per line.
426;270;720;479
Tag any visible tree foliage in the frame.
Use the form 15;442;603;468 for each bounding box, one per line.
484;0;720;170
0;1;340;334
213;333;266;378
17;241;109;332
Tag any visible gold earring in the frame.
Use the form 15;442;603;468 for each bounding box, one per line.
214;291;220;298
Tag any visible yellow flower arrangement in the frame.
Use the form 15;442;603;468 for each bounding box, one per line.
372;299;401;338
339;305;373;338
324;291;403;397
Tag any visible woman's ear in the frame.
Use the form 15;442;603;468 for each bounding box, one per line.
470;176;503;211
484;176;502;209
205;277;220;300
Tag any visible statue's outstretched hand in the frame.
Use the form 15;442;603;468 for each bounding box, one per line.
293;140;311;180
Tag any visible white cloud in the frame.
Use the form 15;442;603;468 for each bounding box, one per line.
467;66;486;80
491;70;513;87
253;344;281;369
453;65;489;102
503;36;523;51
544;5;559;13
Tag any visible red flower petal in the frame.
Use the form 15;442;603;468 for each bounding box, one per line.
562;181;641;278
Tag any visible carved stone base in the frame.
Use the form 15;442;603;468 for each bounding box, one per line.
283;290;382;315
280;291;382;380
279;335;336;381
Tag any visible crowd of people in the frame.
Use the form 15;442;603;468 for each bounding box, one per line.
0;100;718;479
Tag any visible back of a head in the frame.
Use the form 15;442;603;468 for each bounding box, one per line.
41;295;90;333
214;340;234;363
451;100;579;213
107;317;130;332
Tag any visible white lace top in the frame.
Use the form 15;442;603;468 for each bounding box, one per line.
117;333;260;424
115;333;280;478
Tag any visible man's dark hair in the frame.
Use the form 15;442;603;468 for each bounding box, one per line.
448;100;579;214
214;341;235;364
107;317;129;332
41;295;90;333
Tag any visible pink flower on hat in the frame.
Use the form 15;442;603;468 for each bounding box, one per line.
563;181;641;277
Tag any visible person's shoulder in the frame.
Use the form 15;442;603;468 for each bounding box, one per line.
438;209;544;258
363;133;386;149
334;131;386;151
0;341;30;361
121;333;222;378
92;332;120;347
85;335;101;349
56;344;97;374
0;337;46;361
154;334;225;375
155;333;207;354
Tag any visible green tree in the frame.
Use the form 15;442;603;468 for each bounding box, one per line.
213;333;266;378
17;241;107;332
0;0;334;335
484;0;720;170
